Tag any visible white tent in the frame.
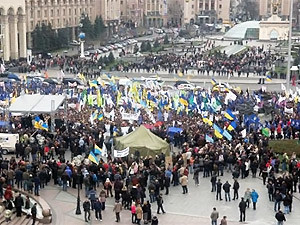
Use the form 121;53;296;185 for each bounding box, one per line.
9;94;66;113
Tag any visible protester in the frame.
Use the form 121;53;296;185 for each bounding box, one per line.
251;189;259;210
83;198;91;222
210;207;219;225
275;210;286;225
239;198;247;222
113;200;122;223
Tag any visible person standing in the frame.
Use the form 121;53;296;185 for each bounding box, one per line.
94;198;103;221
239;197;247;222
244;188;251;208
275;210;286;225
14;193;24;217
223;181;231;202
156;194;165;214
216;179;223;201
136;204;143;225
211;174;217;192
83;198;91;222
151;215;159;225
220;216;227;225
251;189;259;210
31;203;37;225
233;179;240;200
274;190;283;212
179;174;188;194
113;200;122;222
210;207;219;225
131;202;137;224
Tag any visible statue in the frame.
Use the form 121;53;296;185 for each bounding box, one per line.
272;0;280;15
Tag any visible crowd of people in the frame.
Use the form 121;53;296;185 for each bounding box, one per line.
0;40;298;224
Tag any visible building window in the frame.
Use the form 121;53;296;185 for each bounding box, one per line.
121;0;123;4
219;4;222;9
31;21;34;30
69;9;71;15
57;9;60;16
44;10;47;16
75;9;77;15
51;9;54;17
30;10;34;18
37;10;41;18
57;19;60;26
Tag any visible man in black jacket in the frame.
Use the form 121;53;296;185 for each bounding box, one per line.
223;181;231;202
83;198;91;222
216;179;223;201
239;197;247;222
275;210;286;225
14;194;24;217
233;179;240;200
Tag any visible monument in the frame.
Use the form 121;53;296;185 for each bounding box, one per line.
259;0;289;41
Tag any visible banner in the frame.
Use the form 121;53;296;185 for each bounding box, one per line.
114;147;130;158
121;112;139;121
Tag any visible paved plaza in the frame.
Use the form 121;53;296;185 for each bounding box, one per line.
37;163;300;225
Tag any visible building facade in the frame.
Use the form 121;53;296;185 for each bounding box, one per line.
167;0;184;26
259;0;290;20
120;0;144;27
197;0;231;24
97;0;121;34
144;0;168;27
0;0;27;61
26;0;97;48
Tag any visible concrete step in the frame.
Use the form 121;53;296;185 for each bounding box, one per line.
13;215;29;225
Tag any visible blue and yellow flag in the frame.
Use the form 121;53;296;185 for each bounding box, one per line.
97;113;103;121
213;123;223;139
211;78;217;86
227;121;237;131
224;109;236;121
94;144;103;155
88;151;99;165
34;116;48;131
203;117;213;126
179;98;188;106
266;76;272;82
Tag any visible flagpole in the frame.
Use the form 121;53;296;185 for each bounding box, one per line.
286;0;294;91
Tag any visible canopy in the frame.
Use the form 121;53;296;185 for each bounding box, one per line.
9;94;65;113
114;126;170;157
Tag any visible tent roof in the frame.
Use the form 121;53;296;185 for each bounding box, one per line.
9;94;65;113
114;126;170;155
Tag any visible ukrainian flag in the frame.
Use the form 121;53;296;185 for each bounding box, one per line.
179;98;188;106
213;123;223;139
34;116;48;131
224;109;236;121
211;78;217;86
94;144;103;155
89;80;98;88
214;129;223;139
88;151;99;165
97;113;103;121
203;117;213;126
227;121;237;131
266;76;272;82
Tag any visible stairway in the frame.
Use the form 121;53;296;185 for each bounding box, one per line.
0;212;41;225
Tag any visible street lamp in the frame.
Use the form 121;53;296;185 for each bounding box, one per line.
75;172;81;215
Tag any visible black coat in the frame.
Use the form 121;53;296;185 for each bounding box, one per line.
14;196;24;208
239;200;247;211
275;212;286;222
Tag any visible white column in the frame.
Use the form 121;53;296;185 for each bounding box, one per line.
2;15;10;61
9;16;19;59
18;15;27;58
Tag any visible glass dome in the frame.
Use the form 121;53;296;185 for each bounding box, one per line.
224;21;260;40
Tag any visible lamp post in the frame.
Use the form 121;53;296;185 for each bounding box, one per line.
75;172;81;215
286;0;294;90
